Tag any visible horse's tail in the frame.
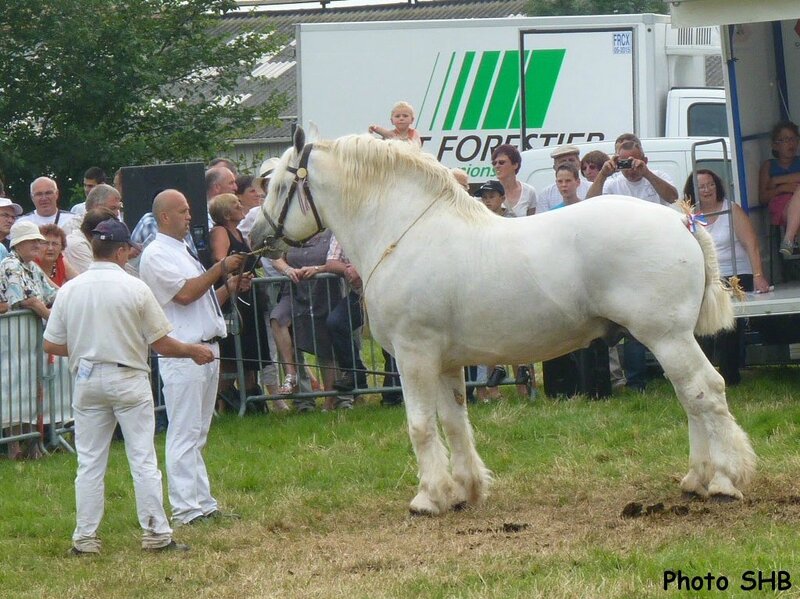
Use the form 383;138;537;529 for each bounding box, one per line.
691;223;735;336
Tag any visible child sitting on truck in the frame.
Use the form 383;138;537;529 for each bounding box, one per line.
369;100;421;145
758;120;800;256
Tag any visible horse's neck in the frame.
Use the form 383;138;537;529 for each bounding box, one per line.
322;186;442;279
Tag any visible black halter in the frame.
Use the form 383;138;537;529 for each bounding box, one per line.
262;143;325;249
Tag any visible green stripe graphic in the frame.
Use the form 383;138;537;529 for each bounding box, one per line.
427;49;566;131
483;51;523;130
460;51;500;130
508;50;531;130
427;52;454;131
443;51;475;131
523;49;566;129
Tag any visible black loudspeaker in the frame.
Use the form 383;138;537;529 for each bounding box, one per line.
119;162;208;259
542;339;612;399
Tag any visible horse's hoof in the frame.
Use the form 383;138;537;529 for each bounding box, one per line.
710;493;740;504
681;491;703;502
409;494;441;516
450;501;468;512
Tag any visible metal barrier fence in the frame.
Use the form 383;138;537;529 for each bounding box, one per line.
0;310;44;452
0;274;528;453
0;309;75;454
221;273;532;416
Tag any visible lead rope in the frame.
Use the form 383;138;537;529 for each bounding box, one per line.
362;198;440;307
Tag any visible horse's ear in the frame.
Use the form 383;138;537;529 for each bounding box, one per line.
293;126;305;154
307;121;320;142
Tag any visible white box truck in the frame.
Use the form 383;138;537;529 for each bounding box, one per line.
297;13;725;181
667;0;800;363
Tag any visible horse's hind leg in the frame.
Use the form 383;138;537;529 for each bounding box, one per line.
435;368;492;508
649;334;756;500
395;357;461;515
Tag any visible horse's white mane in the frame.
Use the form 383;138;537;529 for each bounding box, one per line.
316;134;489;223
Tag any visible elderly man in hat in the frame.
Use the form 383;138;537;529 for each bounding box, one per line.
44;218;215;555
535;144;591;214
0;220;57;320
0;197;24;260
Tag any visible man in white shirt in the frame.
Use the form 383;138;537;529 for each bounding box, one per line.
139;189;245;526
64;184;124;274
585;134;677;392
586;135;678;204
536;144;591;214
43;218;214;555
17;177;78;235
70;166;108;218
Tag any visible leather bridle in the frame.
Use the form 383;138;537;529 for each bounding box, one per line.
261;143;325;249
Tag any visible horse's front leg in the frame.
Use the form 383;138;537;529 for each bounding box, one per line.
396;357;461;516
435;367;492;508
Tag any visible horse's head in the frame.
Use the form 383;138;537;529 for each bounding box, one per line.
249;125;326;258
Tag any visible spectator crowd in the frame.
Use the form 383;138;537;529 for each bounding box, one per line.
1;99;793;554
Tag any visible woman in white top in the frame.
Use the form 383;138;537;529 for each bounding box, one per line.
685;169;769;384
491;144;536;216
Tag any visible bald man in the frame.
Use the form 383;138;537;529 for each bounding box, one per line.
139;189;246;526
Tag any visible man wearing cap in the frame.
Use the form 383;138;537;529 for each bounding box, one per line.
43;219;215;555
475;180;511;217
0;198;23;260
0;220;57;320
586;134;678;204
17;177;78;234
536;145;591;214
139;189;246;526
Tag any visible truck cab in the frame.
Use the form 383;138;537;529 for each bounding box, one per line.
664;87;727;137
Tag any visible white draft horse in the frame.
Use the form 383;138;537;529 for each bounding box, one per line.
251;127;756;515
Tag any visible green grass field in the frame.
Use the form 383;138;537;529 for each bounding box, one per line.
2;367;800;598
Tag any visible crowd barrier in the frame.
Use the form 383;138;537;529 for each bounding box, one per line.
0;309;73;454
0;273;526;453
225;273;531;416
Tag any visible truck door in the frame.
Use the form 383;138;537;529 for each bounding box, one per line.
517;27;637;150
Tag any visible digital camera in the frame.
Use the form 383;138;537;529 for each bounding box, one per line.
616;158;634;170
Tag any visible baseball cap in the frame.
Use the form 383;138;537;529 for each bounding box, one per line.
550;144;580;159
92;218;141;250
0;197;23;216
9;220;46;248
475;180;505;197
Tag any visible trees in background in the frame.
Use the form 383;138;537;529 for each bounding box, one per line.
527;0;666;16
0;0;285;206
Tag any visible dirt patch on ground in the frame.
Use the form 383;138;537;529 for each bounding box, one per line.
147;474;800;599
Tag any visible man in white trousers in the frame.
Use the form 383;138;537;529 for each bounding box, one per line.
43;219;214;555
139;189;246;526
